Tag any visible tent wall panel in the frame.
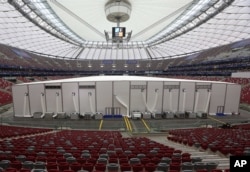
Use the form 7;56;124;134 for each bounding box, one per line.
13;85;30;117
130;81;147;112
162;81;180;112
62;82;79;114
209;83;226;114
29;84;45;115
113;81;130;116
45;84;62;113
147;81;163;113
195;83;212;113
224;84;241;114
79;82;96;114
179;82;195;112
195;89;209;112
96;81;112;113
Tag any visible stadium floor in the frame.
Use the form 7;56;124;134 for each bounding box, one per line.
0;106;249;132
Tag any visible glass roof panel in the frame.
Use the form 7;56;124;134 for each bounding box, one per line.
0;0;249;60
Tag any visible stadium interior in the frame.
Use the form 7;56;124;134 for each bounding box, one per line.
0;0;250;172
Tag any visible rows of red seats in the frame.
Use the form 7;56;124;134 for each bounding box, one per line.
224;77;250;85
0;129;222;172
0;91;12;106
0;125;52;138
0;77;13;105
232;123;250;130
240;85;250;104
0;78;12;91
168;128;250;156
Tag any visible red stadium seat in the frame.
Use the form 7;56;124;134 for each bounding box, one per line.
120;163;131;171
132;164;144;172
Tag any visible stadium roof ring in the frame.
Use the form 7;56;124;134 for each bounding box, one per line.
0;0;249;60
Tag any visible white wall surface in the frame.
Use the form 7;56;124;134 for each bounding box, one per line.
224;84;241;114
162;82;179;112
62;82;79;114
96;81;112;113
179;82;195;112
130;81;147;112
147;81;163;113
113;81;130;115
45;84;62;113
29;84;45;115
13;85;30;117
209;83;226;114
195;89;210;112
231;72;250;78
79;81;96;114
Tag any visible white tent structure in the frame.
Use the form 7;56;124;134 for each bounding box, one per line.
0;0;249;60
0;1;247;118
12;75;241;118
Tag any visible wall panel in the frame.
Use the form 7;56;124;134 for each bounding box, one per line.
209;83;226;114
179;82;195;112
130;81;147;112
29;84;45;115
96;81;112;114
12;85;30;117
45;84;62;113
79;82;96;114
62;82;79;114
224;84;241;114
113;81;129;115
163;82;179;112
195;83;212;112
147;81;163;113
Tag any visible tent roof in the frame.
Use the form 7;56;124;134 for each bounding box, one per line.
15;75;236;86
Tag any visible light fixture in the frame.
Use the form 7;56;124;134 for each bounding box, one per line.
88;62;92;68
146;63;151;68
105;0;132;23
104;0;133;43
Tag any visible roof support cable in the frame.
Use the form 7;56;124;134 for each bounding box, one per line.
51;0;105;39
74;47;85;59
